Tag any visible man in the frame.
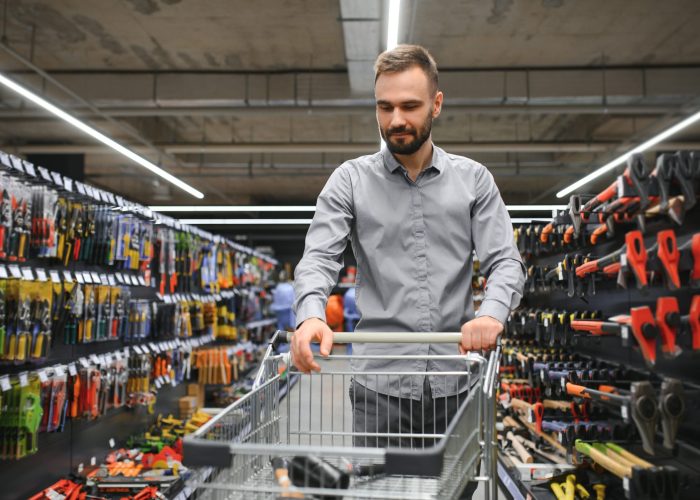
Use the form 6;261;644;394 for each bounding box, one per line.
292;45;525;497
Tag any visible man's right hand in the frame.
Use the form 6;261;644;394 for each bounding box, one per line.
290;317;334;373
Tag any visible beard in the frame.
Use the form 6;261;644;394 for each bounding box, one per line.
380;111;433;155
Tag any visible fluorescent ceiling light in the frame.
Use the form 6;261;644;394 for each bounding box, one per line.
506;205;567;211
150;205;316;212
386;0;401;50
556;108;700;198
180;219;313;225
0;73;204;199
511;218;553;223
156;204;563;213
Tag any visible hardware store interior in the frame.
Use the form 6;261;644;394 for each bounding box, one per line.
0;1;699;499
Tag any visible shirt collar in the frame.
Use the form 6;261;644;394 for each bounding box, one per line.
382;144;444;175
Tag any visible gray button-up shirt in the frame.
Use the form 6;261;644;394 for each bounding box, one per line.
294;145;525;399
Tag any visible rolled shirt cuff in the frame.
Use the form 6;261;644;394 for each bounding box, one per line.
294;298;327;328
476;299;511;326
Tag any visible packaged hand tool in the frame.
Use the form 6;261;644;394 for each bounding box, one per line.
0;373;43;459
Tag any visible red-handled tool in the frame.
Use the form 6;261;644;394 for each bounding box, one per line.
681;295;700;351
648;229;681;289
656;297;681;355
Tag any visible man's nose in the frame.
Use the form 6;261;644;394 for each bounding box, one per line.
389;109;407;129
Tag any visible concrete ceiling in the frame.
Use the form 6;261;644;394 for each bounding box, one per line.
0;0;698;225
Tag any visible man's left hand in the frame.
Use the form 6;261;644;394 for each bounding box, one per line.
459;316;503;353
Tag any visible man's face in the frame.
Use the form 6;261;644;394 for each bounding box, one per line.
375;65;443;155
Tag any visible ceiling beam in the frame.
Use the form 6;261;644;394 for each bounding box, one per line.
6;141;700;156
3;67;698;111
0;104;677;118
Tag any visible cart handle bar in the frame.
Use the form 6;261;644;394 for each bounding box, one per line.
275;330;503;346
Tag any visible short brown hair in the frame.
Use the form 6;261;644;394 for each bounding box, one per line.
374;44;439;96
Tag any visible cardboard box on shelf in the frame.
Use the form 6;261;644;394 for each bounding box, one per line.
187;383;204;407
179;395;198;420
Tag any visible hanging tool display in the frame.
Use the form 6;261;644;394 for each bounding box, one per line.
501;149;699;500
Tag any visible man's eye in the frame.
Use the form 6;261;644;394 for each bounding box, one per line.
378;105;392;112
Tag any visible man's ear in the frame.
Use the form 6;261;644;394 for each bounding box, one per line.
433;91;443;118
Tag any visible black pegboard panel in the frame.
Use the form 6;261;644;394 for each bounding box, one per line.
0;382;187;500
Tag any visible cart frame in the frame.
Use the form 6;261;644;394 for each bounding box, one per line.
183;331;501;500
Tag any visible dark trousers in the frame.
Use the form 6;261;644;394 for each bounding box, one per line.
349;378;479;499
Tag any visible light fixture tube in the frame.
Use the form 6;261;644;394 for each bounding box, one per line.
386;0;401;50
506;205;567;211
153;204;565;213
510;218;553;223
0;73;204;199
180;219;314;225
556;109;700;198
150;205;316;212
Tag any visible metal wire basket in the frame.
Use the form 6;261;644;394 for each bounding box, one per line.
183;331;500;499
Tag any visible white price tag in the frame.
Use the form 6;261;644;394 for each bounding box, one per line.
51;171;63;186
90;272;101;284
49;270;61;283
74;272;85;284
623;477;630;491
108;275;117;286
620;254;627;267
54;365;65;377
0;265;7;279
68;363;78;376
141;344;150;353
35;268;48;282
90;456;96;466
540;369;545;381
99;274;108;284
131;275;139;286
109;438;115;448
114;351;122;361
527;409;534;423
138;276;146;286
157;376;165;385
89;354;100;365
621;325;629;340
76;182;86;195
149;343;159;353
0;376;10;392
133;345;143;354
10;156;24;172
23;161;36;177
38;166;52;182
543;317;549;328
38;370;48;383
82;272;93;283
557;263;564;281
79;357;90;368
19;372;29;387
560;377;566;391
21;268;35;280
115;273;124;284
621;405;629;420
164;374;171;384
63;270;74;282
163;295;173;304
8;265;22;278
63;177;73;192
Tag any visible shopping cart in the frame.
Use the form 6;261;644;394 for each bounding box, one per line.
183;331;501;499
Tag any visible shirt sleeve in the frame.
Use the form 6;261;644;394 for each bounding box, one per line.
293;165;354;326
471;164;526;325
